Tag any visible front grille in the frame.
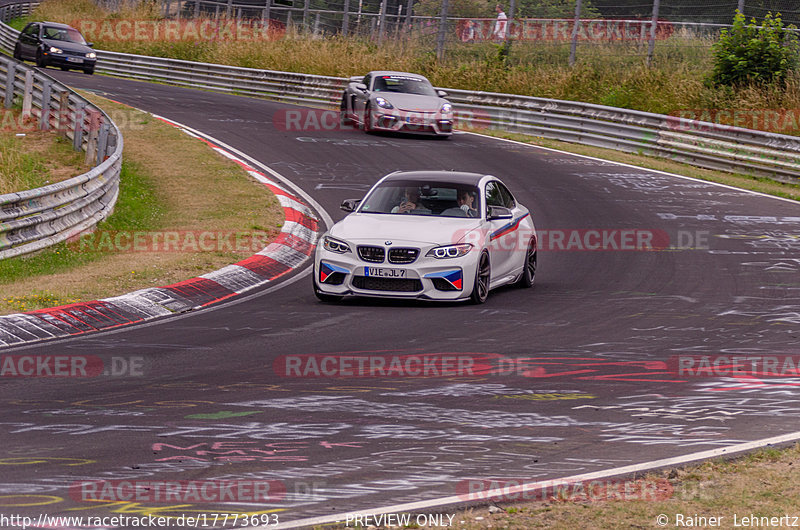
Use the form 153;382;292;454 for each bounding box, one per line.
388;247;419;264
352;276;423;292
357;246;385;263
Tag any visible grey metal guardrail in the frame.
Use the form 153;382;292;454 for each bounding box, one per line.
91;46;799;184
442;90;800;185
1;0;798;194
0;5;122;260
96;50;346;107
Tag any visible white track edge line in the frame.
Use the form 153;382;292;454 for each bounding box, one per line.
468;131;800;206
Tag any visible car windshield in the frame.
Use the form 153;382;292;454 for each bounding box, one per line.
372;76;437;97
359;180;481;218
42;26;86;44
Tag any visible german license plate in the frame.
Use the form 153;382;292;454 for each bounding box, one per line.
67;57;83;63
365;267;406;278
406;116;426;125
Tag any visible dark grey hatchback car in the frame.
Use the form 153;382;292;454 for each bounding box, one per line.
14;21;96;74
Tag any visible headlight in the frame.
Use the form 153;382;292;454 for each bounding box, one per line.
375;97;394;109
48;46;63;54
441;103;452;114
426;244;472;259
86;52;96;59
323;236;351;254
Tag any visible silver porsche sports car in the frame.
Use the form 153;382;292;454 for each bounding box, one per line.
313;170;537;304
340;71;453;137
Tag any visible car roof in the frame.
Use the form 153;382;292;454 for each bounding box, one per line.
369;71;429;81
382;170;488;186
41;22;75;29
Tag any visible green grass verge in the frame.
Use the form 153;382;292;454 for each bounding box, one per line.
0;159;160;280
0;129;88;195
0;92;283;315
0;159;160;311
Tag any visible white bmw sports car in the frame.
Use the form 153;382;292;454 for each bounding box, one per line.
340;71;453;137
313;171;537;303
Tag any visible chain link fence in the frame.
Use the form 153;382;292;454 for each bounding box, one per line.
89;0;799;66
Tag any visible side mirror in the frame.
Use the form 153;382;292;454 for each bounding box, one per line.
340;199;361;212
487;206;513;220
437;90;448;98
354;83;368;92
87;42;94;47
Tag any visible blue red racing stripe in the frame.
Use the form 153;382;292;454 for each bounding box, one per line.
490;213;530;241
424;269;463;290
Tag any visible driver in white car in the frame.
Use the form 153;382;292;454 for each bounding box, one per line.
392;188;420;214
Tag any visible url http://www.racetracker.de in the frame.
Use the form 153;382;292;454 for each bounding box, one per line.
0;513;281;528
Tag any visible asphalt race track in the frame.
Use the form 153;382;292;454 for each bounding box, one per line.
1;69;800;528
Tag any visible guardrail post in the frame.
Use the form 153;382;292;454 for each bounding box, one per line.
85;110;100;166
73;101;85;151
56;90;69;136
646;0;660;67
21;69;32;120
303;0;310;31
569;0;582;67
342;0;350;35
106;128;117;158
98;122;109;165
39;79;51;130
226;0;232;18
4;62;15;109
378;0;387;43
435;0;449;60
263;1;272;29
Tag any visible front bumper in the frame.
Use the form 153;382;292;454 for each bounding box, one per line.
44;53;96;69
314;248;477;301
371;109;453;136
